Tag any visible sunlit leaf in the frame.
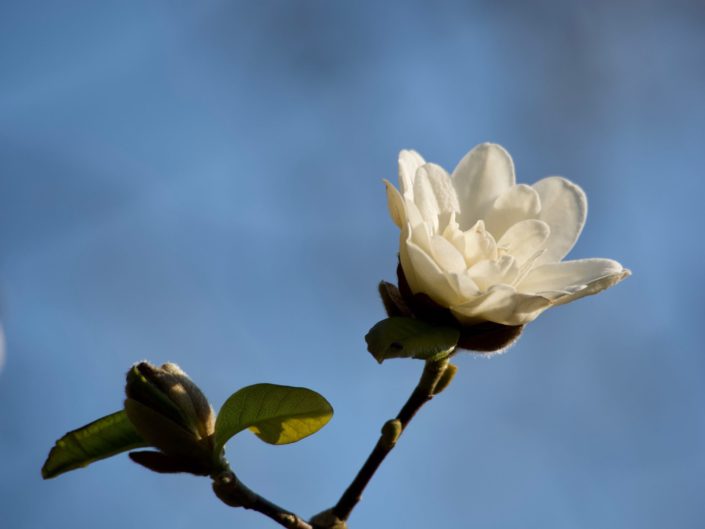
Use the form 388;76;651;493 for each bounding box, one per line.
214;384;333;451
365;317;459;363
42;410;147;479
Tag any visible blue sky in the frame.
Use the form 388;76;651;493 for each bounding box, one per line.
1;1;704;528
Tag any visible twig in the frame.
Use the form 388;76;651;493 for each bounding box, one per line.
331;358;451;522
213;470;313;529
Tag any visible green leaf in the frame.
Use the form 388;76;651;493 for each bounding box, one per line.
365;317;460;363
214;384;333;451
42;410;147;479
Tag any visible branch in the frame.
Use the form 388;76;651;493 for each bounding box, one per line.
213;470;313;529
331;358;451;522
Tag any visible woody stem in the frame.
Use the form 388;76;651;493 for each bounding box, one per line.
331;358;450;522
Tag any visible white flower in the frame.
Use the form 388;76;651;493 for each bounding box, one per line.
385;143;630;326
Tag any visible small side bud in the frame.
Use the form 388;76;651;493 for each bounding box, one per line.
380;419;402;449
310;509;348;529
432;363;457;395
212;471;255;508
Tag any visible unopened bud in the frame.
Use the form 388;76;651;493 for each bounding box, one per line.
124;361;216;476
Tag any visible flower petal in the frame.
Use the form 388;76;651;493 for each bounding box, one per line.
404;239;461;306
513;248;547;286
398;150;425;200
451;143;516;230
497;219;551;265
551;270;630;305
463;220;497;264
467;254;519;290
438;210;457;236
403;197;425;229
413;167;441;228
399;227;419;293
447;271;480;298
384;180;405;229
451;285;551;325
429;235;467;274
518;258;630;304
418;163;460;214
441;212;468;256
409;221;433;253
484;184;541;239
532;177;587;265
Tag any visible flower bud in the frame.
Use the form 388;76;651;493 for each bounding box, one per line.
124;361;216;476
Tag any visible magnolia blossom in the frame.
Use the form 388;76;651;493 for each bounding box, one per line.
385;143;629;326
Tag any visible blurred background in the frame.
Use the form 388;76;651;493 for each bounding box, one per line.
1;1;704;528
